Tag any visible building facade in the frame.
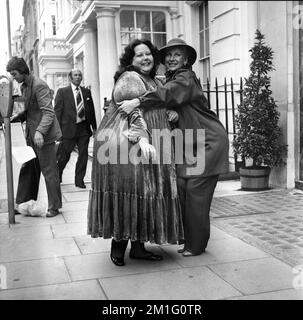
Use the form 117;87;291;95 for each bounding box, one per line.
20;0;302;189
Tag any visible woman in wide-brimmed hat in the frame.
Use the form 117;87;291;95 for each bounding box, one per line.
119;38;229;257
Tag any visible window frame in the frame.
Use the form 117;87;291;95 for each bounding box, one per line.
119;9;167;51
198;1;210;87
51;15;57;36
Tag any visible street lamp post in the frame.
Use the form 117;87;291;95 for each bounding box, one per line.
0;0;15;224
0;76;14;224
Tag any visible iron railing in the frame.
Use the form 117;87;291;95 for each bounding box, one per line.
204;77;243;172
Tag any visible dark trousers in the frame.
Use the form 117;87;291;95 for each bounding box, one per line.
177;175;219;254
16;142;62;210
57;121;90;184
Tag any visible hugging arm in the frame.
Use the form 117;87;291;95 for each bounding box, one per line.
122;107;156;160
125;108;150;143
118;71;197;115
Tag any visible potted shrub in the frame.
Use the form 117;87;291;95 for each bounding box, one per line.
233;30;287;191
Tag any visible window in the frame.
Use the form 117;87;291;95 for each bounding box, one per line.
199;1;210;87
55;73;69;89
120;10;166;50
51;15;56;35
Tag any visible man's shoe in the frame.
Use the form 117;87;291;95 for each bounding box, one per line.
75;182;86;189
46;209;60;218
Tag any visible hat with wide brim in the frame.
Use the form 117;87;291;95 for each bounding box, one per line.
159;38;197;66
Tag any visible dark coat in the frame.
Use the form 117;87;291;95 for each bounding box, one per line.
22;75;62;144
140;68;229;178
54;85;97;139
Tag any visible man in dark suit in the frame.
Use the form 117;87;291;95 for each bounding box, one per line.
7;57;62;217
54;69;97;188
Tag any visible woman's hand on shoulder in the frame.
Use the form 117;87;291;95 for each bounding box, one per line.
118;98;140;115
138;137;156;161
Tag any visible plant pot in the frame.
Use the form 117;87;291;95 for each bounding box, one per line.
239;166;271;191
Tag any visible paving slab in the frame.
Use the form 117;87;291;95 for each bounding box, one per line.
228;288;303;300
63;190;90;202
0;224;53;241
0;237;80;263
209;226;237;241
62;210;87;223
212;190;303;217
213;212;303;267
51;222;87;238
208;257;294;295
61;201;89;212
211;197;265;218
160;237;269;267
64;250;181;281
99;267;241;300
0;258;70;291
74;236;111;254
0;212;66;226
0;279;106;300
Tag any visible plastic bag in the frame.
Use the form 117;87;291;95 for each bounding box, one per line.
17;200;47;217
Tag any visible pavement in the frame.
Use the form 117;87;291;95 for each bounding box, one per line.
0;123;303;300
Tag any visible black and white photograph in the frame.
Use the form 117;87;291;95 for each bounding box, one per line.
0;0;303;315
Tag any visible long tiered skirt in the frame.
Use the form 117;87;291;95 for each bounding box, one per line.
87;104;184;244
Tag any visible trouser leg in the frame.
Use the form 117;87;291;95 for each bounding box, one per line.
56;138;76;181
36;142;62;210
75;133;90;184
177;177;187;247
178;175;219;255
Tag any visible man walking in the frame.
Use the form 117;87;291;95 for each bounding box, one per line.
7;57;62;218
54;70;97;188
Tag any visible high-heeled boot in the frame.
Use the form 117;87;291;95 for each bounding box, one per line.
110;239;128;266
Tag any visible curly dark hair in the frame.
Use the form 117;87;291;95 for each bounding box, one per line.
6;56;30;75
114;39;159;82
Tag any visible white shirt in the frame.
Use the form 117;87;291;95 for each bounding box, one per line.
71;83;85;123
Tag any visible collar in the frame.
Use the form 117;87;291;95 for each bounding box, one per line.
165;67;192;81
71;83;80;91
22;74;33;88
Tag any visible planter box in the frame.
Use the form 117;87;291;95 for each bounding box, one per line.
239;167;271;191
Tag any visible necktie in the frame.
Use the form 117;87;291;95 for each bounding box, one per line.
75;87;85;118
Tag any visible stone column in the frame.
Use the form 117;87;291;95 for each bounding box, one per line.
95;7;118;119
45;73;54;90
83;23;101;124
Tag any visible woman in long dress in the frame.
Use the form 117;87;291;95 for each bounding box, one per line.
87;39;183;266
119;38;229;257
